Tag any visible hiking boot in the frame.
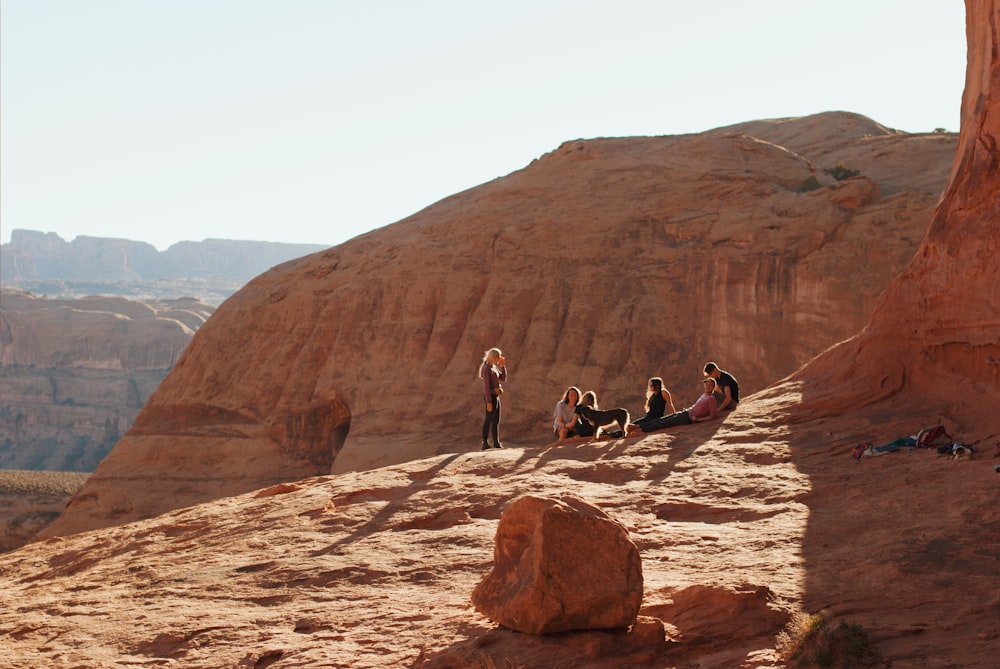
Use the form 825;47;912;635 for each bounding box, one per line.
493;442;504;449
481;442;490;451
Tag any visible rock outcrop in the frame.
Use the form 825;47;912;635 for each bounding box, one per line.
471;494;643;634
755;2;1000;424
2;4;999;666
43;111;958;537
0;290;214;470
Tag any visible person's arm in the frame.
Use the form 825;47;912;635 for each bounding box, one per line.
663;389;676;414
718;385;732;410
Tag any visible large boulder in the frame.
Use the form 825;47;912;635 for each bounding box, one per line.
472;494;643;635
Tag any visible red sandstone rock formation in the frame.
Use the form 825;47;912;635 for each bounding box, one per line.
7;6;996;665
471;494;643;634
0;432;813;668
760;1;1000;426
41;110;957;537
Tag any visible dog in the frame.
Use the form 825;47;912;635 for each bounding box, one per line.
578;404;630;439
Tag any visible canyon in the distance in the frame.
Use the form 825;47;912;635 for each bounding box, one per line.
1;3;998;665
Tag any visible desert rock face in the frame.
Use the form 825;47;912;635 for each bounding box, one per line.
2;2;999;667
0;290;214;470
42;110;958;537
762;1;1000;421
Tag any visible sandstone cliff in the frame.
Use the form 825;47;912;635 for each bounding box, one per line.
0;290;214;471
43;110;956;536
2;2;998;667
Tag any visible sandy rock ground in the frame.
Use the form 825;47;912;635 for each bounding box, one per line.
1;393;996;668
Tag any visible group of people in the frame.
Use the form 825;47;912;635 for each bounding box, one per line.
477;346;740;448
633;362;740;433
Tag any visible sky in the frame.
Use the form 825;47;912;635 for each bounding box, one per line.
1;1;967;251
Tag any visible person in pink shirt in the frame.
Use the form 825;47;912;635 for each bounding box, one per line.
479;347;508;449
637;377;718;432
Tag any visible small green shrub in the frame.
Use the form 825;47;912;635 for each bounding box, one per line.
798;175;822;192
777;612;880;668
824;164;861;181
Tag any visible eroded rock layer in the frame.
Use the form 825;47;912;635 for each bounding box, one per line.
4;4;1000;667
42;111;959;537
0;291;214;471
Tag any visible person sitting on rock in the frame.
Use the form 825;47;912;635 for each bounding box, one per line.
638;377;719;432
630;377;676;432
703;362;740;411
553;386;582;439
574;390;598;438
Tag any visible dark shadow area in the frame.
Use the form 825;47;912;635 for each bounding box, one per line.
310;453;463;556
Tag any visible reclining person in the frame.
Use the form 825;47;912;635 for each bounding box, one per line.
638;377;719;432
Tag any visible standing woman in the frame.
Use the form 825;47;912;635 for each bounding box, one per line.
479;347;508;450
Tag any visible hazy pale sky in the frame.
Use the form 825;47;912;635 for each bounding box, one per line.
1;1;966;251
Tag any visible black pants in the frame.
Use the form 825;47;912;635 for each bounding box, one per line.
482;395;501;446
638;409;691;432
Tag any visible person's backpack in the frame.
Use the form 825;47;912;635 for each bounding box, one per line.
915;425;952;449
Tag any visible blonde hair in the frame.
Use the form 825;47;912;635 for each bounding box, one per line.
478;347;502;378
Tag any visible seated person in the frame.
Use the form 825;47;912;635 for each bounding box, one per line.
631;377;676;430
638;377;719;432
703;362;739;411
553;386;582;439
574;390;598;437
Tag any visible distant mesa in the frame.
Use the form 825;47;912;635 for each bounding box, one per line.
1;229;328;282
1;231;328;306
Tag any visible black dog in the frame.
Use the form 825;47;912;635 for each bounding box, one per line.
578;404;630;439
